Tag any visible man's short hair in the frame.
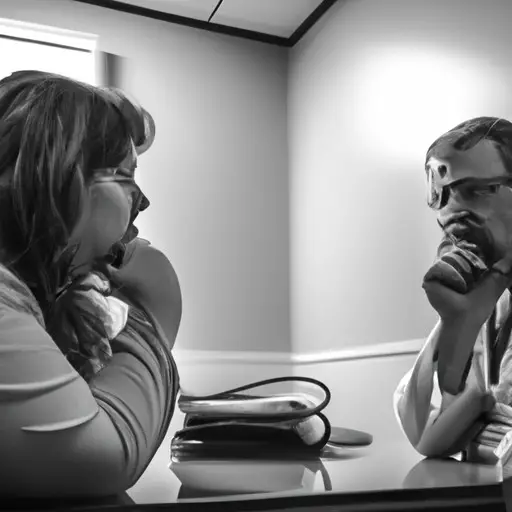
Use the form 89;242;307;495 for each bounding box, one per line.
425;116;512;174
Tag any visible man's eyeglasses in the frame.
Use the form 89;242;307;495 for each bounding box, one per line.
427;172;512;210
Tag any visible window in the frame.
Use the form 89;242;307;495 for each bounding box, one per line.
0;18;98;85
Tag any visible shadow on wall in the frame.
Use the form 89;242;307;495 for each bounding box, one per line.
97;51;125;88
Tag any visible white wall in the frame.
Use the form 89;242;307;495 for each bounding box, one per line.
6;0;512;420
0;0;291;354
288;0;512;355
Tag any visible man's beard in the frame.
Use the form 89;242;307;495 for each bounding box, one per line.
443;221;496;266
438;212;496;267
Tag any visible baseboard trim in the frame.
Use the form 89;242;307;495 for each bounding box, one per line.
174;338;425;365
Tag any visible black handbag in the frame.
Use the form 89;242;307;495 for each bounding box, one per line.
170;376;373;459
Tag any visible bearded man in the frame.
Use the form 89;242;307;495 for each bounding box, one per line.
394;117;512;463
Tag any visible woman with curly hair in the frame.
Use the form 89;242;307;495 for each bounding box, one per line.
0;70;181;497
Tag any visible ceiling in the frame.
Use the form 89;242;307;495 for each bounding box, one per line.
73;0;339;46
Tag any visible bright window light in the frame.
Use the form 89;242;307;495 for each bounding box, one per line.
0;18;98;85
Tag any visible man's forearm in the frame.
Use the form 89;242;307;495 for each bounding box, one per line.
412;318;492;457
436;318;482;397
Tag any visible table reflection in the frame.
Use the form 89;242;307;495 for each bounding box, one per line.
170;445;504;503
170;453;339;500
403;458;502;489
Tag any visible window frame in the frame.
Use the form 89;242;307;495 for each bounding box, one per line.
0;17;102;85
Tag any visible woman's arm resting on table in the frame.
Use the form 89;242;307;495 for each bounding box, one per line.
0;305;178;498
109;238;182;348
394;319;494;457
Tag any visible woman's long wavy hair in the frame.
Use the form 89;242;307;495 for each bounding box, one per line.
0;70;151;375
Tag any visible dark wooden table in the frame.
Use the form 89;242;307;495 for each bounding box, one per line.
6;411;507;511
129;414;506;511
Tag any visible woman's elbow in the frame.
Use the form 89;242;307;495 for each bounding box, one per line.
0;438;134;499
0;470;132;500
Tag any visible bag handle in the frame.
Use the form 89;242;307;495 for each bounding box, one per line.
179;376;332;421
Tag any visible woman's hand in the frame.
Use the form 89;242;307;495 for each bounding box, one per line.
107;238;182;347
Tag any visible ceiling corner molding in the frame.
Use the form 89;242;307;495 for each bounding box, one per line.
288;0;340;47
71;0;291;47
72;0;340;47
